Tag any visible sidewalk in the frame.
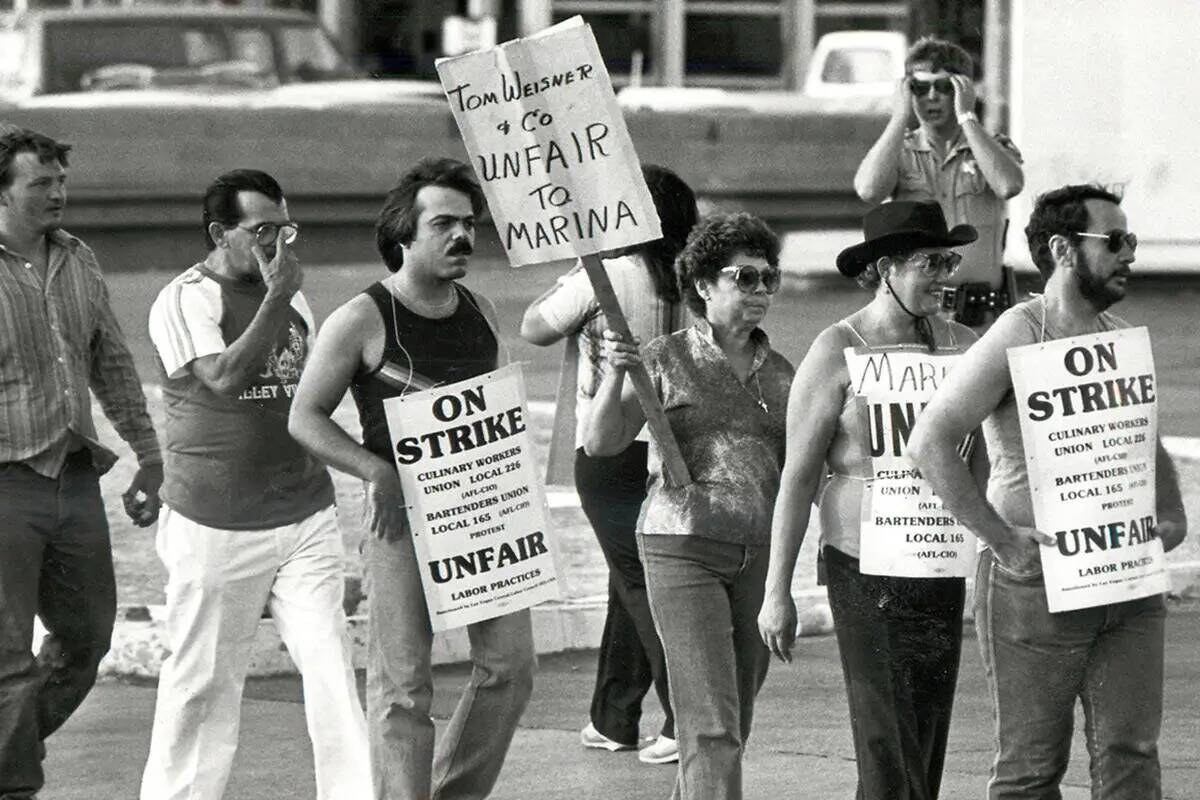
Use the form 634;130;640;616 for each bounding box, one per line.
44;603;1200;799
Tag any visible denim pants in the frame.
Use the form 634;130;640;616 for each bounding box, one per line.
638;533;769;800
140;505;370;800
575;444;673;745
824;546;965;800
366;532;536;800
0;452;116;799
975;548;1166;800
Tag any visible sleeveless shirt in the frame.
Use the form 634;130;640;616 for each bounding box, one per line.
350;282;498;466
820;316;968;558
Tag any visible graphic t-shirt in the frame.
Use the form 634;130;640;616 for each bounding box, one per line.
148;264;334;529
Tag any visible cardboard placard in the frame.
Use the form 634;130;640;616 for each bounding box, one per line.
1008;327;1167;612
845;347;976;577
436;16;661;267
384;364;561;631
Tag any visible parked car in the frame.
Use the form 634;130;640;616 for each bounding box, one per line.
0;5;443;104
617;31;906;112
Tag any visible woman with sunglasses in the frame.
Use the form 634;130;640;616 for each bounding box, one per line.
758;201;985;799
587;212;794;800
520;164;698;765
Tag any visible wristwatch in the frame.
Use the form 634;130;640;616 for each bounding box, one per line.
957;111;979;126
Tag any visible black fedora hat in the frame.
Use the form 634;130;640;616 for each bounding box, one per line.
836;201;978;277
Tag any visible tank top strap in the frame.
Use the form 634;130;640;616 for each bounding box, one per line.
838;319;871;347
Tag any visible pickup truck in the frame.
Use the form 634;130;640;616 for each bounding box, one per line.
617;31;907;113
0;6;442;105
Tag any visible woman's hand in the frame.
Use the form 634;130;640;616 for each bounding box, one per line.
758;591;799;664
601;329;642;371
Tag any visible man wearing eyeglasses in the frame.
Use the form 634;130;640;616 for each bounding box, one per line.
910;184;1186;799
854;35;1025;328
140;169;370;800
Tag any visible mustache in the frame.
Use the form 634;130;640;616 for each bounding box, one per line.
447;239;473;256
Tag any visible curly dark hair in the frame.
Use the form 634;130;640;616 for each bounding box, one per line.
905;36;973;76
606;164;697;304
376;157;486;273
1024;184;1123;280
0;127;71;190
677;212;780;317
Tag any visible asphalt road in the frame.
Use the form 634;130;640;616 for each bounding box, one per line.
45;604;1200;799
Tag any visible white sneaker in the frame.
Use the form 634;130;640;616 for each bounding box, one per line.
638;735;679;764
580;722;636;752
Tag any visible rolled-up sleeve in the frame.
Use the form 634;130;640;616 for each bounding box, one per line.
538;266;596;335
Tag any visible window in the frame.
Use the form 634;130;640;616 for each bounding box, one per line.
278;24;355;81
0;30;26;89
821;47;896;84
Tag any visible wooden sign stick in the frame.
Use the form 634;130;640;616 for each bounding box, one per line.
581;254;692;487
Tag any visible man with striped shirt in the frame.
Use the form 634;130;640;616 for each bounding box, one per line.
139;169;369;800
0;127;162;798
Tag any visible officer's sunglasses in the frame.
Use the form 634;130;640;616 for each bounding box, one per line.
909;76;955;96
720;264;782;294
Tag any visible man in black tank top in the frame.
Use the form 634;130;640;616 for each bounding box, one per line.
289;158;535;799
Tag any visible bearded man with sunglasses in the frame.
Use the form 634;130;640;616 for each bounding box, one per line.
140;169;370;800
910;184;1187;799
855;36;1024;328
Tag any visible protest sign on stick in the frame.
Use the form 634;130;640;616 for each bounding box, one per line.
844;347;977;577
436;16;690;485
1008;327;1167;613
384;364;561;631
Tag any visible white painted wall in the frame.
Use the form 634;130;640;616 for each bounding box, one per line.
1008;0;1200;270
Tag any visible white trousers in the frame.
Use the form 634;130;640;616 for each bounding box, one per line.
140;504;371;800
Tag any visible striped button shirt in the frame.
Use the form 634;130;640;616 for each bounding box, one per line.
0;229;160;477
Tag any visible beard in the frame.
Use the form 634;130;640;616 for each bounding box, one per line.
1075;250;1127;311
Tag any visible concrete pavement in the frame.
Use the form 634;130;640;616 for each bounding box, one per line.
42;602;1200;800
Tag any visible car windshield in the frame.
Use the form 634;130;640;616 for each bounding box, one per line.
278;23;356;81
821;48;896;85
45;20;286;92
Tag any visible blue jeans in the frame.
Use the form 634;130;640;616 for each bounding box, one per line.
975;548;1166;800
366;533;536;800
824;546;965;800
638;533;769;800
0;453;116;799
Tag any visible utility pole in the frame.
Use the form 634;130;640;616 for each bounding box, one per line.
319;0;358;62
982;0;1010;132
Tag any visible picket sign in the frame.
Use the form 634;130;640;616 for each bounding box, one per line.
383;365;561;631
844;347;976;578
436;17;690;485
1008;327;1167;612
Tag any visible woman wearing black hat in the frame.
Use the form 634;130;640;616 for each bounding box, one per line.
757;200;987;799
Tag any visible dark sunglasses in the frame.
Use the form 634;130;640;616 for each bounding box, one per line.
903;251;962;278
908;76;954;96
1075;230;1138;254
720;264;782;294
237;221;299;247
